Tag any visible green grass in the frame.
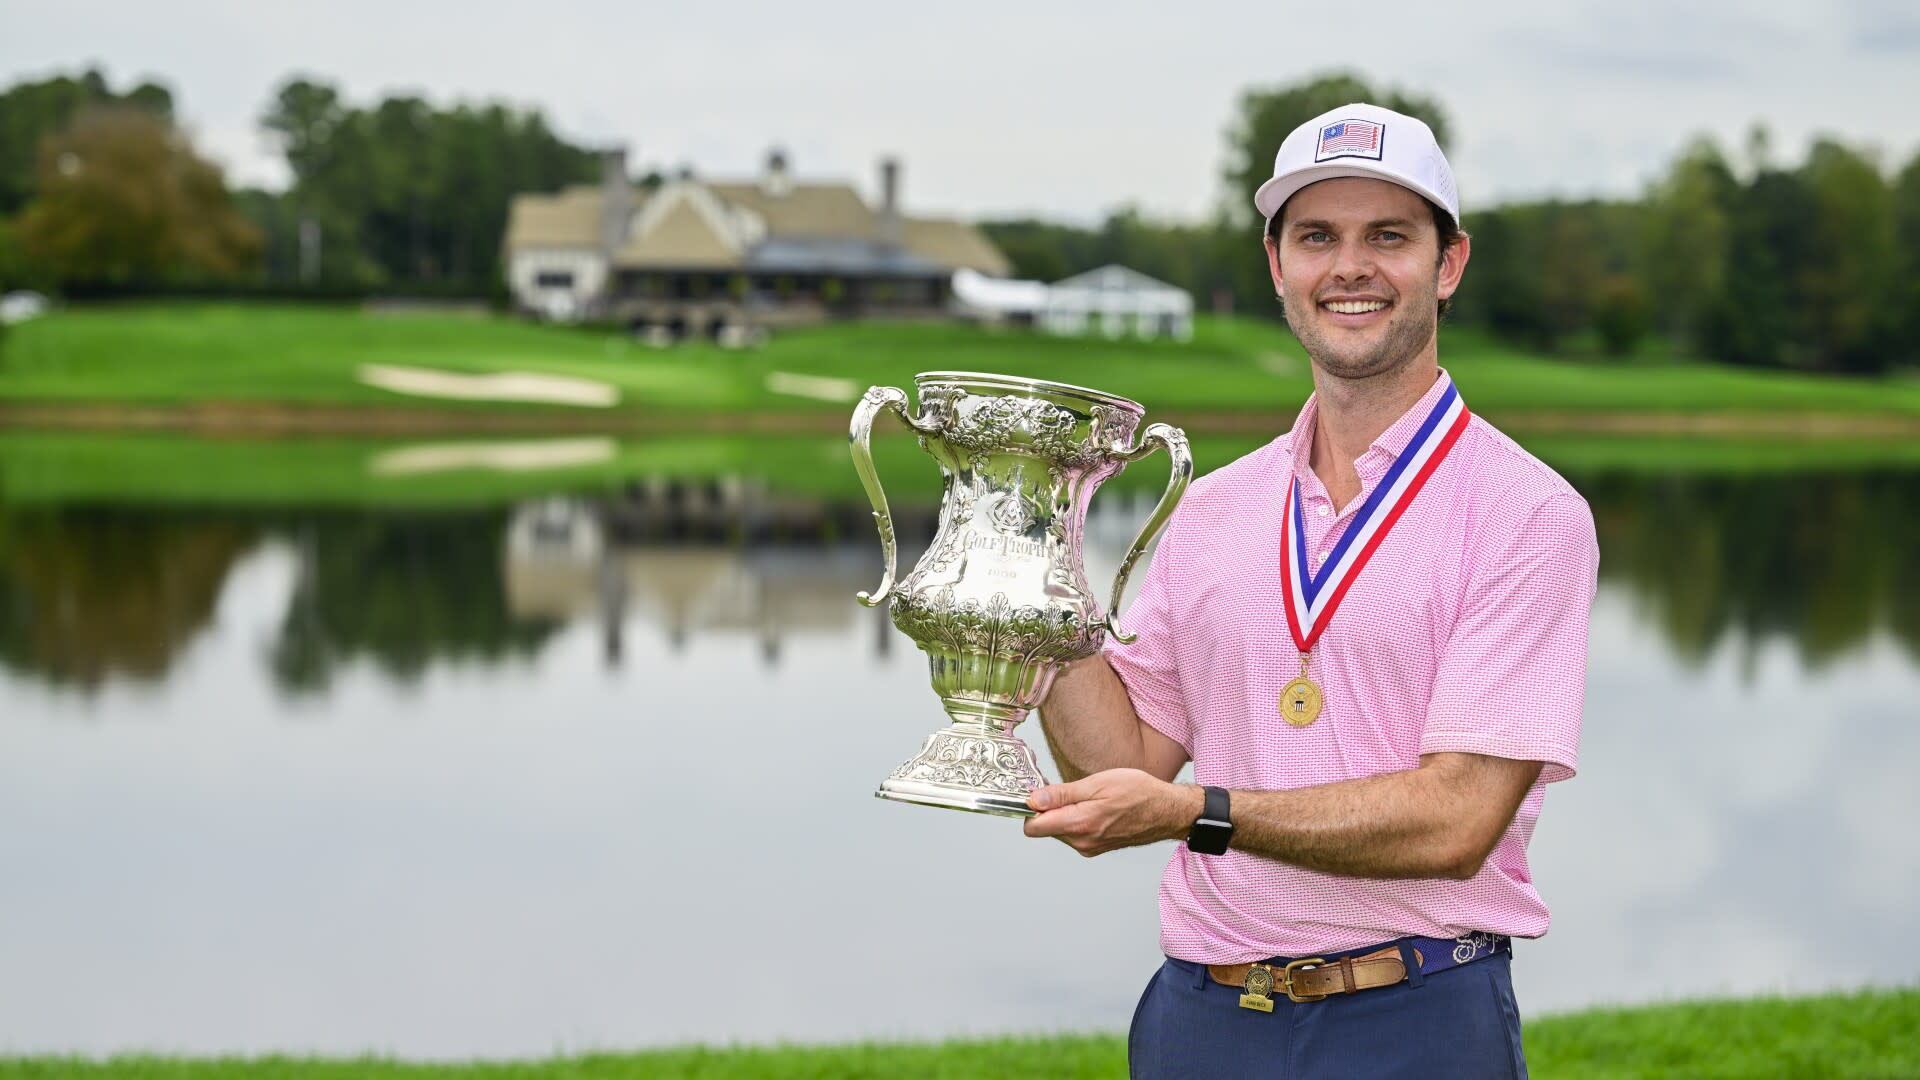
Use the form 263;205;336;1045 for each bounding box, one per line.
1523;987;1920;1079
4;303;1920;422
2;988;1913;1078
5;428;1917;511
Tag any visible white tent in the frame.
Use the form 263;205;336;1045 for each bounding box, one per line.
949;265;1194;341
1042;265;1193;341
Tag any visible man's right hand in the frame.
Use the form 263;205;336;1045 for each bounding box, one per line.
1022;769;1202;857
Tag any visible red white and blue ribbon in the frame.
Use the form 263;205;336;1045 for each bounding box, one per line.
1280;377;1471;655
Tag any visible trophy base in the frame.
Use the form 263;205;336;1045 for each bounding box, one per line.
876;723;1048;819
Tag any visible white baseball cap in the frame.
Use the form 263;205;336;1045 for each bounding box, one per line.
1253;102;1459;225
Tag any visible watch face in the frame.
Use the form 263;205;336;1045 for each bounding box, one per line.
1188;819;1232;855
1189;786;1233;854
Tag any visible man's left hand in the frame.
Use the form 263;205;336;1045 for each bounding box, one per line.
1022;769;1203;857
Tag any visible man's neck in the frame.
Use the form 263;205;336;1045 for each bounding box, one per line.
1307;353;1440;512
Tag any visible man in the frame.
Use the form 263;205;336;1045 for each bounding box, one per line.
1026;103;1599;1078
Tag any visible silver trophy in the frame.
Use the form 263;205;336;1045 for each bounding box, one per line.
850;372;1192;817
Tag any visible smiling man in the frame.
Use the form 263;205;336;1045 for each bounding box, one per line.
1028;104;1600;1078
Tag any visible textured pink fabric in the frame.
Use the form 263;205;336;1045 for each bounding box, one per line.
1103;371;1599;963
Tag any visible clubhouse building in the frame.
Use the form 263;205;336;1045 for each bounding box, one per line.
503;148;1011;338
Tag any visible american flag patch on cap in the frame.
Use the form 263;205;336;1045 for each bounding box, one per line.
1315;118;1384;162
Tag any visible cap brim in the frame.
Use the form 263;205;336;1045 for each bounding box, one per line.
1254;165;1455;224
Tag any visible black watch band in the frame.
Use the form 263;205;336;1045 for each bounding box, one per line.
1187;785;1234;855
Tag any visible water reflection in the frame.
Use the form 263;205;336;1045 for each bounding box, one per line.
0;508;255;689
3;471;1916;692
1;468;1917;1056
499;484;936;667
1588;471;1920;669
270;511;561;693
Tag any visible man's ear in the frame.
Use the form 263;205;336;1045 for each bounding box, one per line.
1436;233;1471;302
1264;233;1285;298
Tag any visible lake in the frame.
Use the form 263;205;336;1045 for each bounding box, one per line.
1;448;1916;1059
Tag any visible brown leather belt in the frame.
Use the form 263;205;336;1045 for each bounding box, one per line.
1207;945;1425;1011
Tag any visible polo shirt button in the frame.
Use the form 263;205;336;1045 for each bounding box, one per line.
1316;504;1331;517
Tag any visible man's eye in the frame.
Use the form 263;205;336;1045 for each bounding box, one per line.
1377;231;1405;243
1304;231;1331;243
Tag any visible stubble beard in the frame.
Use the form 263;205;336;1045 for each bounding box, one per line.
1282;280;1438;383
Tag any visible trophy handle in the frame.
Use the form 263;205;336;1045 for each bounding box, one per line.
850;385;943;607
1102;422;1192;644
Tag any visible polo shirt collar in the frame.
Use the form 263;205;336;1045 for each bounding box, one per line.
1286;368;1455;483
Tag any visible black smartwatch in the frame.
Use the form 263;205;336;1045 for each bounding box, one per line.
1187;785;1234;855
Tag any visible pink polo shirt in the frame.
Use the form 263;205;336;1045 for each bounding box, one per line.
1103;370;1599;963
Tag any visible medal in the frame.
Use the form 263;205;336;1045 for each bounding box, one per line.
1278;654;1322;727
1278;377;1470;726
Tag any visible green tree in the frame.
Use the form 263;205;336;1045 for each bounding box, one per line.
1535;203;1605;346
0;68;173;216
255;77;598;290
1591;274;1649;356
0;215;33;291
1891;151;1920;370
1639;139;1735;352
15;106;261;285
1707;166;1814;367
1797;140;1899;373
1453;207;1546;342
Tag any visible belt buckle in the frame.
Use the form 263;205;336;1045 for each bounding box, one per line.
1282;957;1328;1003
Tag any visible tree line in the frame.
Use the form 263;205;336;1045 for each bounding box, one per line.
0;69;597;299
1;68;1916;372
984;74;1920;374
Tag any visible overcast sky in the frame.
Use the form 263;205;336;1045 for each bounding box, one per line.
5;0;1918;225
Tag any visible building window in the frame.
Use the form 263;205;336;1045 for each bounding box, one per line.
535;270;574;289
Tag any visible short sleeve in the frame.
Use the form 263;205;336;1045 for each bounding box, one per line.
1421;492;1599;783
1102;512;1195;754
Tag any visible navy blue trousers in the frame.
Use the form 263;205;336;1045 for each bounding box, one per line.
1128;954;1527;1079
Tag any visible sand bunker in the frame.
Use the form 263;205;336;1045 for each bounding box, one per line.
370;437;617;476
359;364;619;407
765;371;860;403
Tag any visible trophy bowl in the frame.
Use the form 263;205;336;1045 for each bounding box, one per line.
850;371;1191;817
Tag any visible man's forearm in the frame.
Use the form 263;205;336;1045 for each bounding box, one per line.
1036;654;1152;781
1227;755;1542;879
1024;752;1540;871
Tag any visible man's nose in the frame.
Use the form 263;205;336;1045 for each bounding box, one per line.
1330;237;1376;284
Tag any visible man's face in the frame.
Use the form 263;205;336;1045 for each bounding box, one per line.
1264;178;1469;381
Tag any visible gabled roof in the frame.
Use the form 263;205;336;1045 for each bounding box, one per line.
1050;264;1187;295
612;182;752;269
707;182;879;240
903;218;1011;278
503;176;1009;275
502;186;602;250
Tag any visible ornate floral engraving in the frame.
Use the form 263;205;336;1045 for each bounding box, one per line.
938;395;1108;468
891;586;1098;661
887;730;1043;796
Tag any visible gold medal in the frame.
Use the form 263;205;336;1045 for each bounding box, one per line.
1278;655;1321;727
